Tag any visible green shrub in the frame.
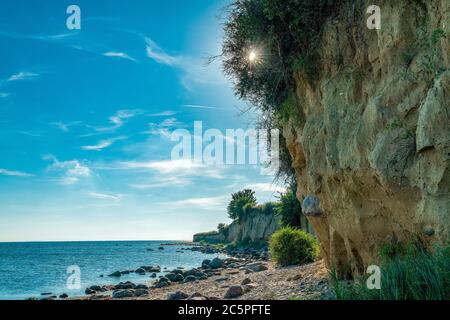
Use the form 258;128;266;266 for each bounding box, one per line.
330;242;450;300
275;184;302;228
259;202;276;215
269;227;319;266
222;0;347;110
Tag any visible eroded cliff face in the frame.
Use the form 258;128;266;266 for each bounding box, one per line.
194;210;281;244
226;209;281;243
284;0;449;276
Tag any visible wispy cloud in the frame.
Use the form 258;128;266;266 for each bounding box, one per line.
130;176;190;189
117;159;226;179
144;37;226;90
18;131;42;137
245;183;286;194
88;192;123;201
44;155;91;185
0;30;78;42
94;109;142;133
149;111;177;117
120;159;200;173
173;195;228;208
0;168;33;177
160;117;182;127
182;104;217;110
51;121;82;133
146;128;172;139
81;136;127;151
8;72;39;82
145;117;184;139
103;51;138;63
145;38;181;66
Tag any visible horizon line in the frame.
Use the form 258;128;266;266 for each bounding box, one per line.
0;239;194;244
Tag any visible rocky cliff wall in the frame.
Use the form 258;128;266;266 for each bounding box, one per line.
193;209;281;244
284;0;449;276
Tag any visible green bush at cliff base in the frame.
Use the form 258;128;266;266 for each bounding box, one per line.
330;242;450;300
269;227;319;266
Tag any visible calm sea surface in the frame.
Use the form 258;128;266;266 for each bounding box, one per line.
0;241;222;300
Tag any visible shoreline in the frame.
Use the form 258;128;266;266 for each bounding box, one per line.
68;244;330;301
25;243;331;301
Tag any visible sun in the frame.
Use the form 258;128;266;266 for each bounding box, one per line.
248;49;257;63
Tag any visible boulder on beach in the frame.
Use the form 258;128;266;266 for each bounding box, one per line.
224;286;244;299
183;275;196;283
188;292;206;300
85;288;96;295
114;282;136;290
174;274;184;282
245;262;268;272
167;291;189;300
165;273;177;282
241;278;252;285
59;293;69;299
155;277;171;288
171;269;184;275
112;290;134;299
215;277;229;283
108;271;122;277
201;259;211;269
135;284;148;290
88;285;104;292
134;289;149;297
197;273;208;280
150;273;157;278
183;268;201;277
209;257;223;269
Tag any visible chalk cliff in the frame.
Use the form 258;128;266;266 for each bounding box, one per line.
193;208;281;244
284;0;449;276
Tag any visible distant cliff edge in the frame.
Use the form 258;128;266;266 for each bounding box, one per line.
193;207;284;244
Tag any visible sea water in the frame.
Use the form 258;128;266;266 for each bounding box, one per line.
0;241;222;300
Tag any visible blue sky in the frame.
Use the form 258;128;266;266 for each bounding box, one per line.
0;0;284;242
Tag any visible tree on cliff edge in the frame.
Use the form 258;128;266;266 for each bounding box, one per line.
275;183;302;228
227;189;257;221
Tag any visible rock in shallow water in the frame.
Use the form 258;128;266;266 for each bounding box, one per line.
135;268;146;275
